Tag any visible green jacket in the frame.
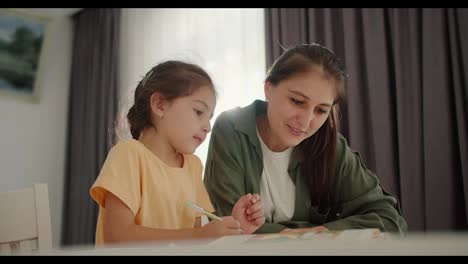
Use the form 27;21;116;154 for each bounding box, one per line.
204;100;407;235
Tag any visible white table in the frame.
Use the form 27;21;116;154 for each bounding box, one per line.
27;231;468;255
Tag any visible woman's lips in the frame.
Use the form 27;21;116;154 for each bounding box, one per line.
287;125;305;136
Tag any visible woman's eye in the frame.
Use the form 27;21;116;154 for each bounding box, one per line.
318;108;328;114
290;98;303;105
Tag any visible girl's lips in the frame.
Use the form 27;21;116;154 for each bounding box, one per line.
194;136;204;144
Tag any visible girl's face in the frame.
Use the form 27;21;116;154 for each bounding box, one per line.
158;86;216;154
264;70;337;151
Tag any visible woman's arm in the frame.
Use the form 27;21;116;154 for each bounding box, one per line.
323;135;408;235
203;113;247;217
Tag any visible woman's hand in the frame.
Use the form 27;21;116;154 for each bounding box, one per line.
232;193;265;234
280;226;329;234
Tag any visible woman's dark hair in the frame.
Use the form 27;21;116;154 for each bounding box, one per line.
265;43;348;212
126;60;214;139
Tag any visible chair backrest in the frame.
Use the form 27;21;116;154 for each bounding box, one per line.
0;184;52;254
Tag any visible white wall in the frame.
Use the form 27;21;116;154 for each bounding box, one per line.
0;12;73;248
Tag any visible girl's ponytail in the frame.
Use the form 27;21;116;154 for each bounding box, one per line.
127;104;144;139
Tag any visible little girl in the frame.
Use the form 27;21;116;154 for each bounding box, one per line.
90;61;264;245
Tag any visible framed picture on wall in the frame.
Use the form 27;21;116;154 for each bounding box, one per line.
0;9;49;103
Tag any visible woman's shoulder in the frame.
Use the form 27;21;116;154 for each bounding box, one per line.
212;110;239;135
334;133;376;179
335;133;353;166
213;100;261;132
215;107;243;125
336;133;349;152
333;133;382;201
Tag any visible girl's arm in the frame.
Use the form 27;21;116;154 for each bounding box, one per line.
103;192;241;244
193;216;202;228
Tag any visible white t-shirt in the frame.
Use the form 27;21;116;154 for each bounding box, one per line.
257;128;296;223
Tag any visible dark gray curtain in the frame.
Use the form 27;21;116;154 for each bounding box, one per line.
266;8;468;231
62;8;120;246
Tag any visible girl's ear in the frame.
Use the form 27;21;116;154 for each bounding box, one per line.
150;92;167;119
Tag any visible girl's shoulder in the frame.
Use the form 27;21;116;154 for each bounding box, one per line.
112;138;141;150
108;139;145;157
183;154;203;168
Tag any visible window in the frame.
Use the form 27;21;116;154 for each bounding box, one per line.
119;8;266;168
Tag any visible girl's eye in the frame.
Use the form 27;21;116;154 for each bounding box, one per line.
290;98;304;105
194;109;203;116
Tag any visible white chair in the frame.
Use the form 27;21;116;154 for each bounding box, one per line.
0;184;52;254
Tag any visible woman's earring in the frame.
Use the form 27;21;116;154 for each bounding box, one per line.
158;113;164;119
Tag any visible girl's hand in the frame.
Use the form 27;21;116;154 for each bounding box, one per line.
232;193;265;234
196;216;242;238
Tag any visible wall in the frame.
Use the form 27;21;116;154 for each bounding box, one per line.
0;10;74;247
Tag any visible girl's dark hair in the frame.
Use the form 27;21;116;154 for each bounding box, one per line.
265;43;347;212
126;60;214;139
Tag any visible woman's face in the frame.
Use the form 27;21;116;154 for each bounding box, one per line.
264;70;338;151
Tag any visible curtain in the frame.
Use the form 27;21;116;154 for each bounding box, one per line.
265;8;468;231
62;8;120;246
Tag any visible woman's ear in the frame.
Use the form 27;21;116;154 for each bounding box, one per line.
150;92;167;119
264;81;272;102
329;106;337;129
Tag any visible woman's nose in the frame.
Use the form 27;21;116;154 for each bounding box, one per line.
298;109;315;127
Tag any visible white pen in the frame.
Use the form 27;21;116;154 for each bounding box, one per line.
185;200;223;221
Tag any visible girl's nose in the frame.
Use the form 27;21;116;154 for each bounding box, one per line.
202;122;211;133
